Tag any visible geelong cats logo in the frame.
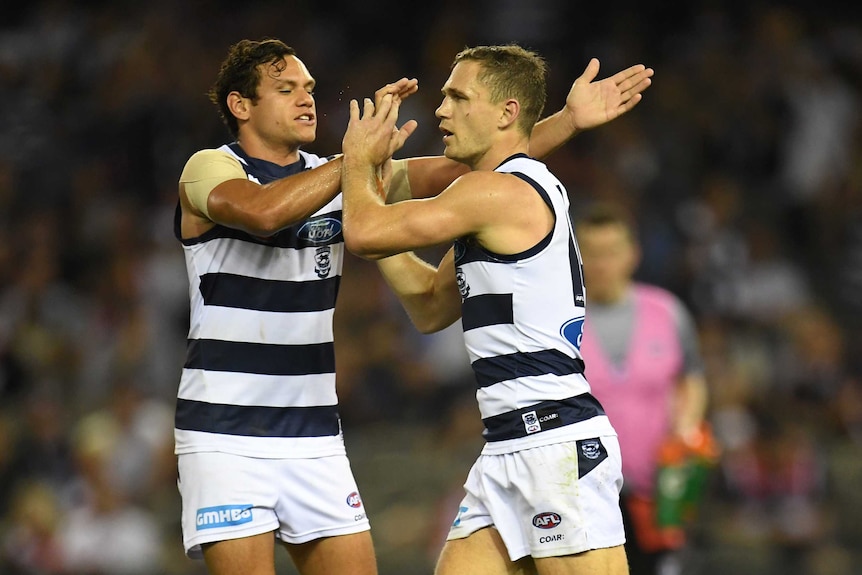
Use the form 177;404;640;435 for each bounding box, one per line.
456;268;470;300
314;246;331;278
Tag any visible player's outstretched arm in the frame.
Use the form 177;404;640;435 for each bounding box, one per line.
181;78;422;239
390;61;653;201
529;58;654;158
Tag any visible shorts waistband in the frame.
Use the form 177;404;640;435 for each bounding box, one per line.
482;393;605;442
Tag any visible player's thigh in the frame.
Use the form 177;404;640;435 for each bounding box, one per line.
534;544;629;575
435;527;537;575
202;531;277;575
284;530;377;575
178;452;281;559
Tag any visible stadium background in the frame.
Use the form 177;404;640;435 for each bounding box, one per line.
1;1;861;573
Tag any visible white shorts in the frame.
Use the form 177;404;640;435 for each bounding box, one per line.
447;436;625;561
177;452;370;558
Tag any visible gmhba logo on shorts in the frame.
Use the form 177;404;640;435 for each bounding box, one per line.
532;511;562;529
196;504;253;530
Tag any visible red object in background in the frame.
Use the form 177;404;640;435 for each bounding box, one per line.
627;422;721;553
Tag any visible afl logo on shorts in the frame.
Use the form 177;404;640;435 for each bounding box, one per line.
532;512;562;529
346;492;362;508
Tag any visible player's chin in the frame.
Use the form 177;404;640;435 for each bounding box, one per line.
296;133;317;146
442;146;465;164
295;126;317;143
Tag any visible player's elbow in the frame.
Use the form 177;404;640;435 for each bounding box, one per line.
415;316;458;335
411;306;460;335
343;226;386;260
248;210;285;237
209;197;284;237
413;318;446;334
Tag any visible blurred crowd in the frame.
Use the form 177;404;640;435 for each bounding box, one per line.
0;1;861;574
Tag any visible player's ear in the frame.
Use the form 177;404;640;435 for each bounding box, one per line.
227;91;251;122
499;99;520;130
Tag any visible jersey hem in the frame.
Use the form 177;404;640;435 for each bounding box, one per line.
479;416;616;455
174;444;347;459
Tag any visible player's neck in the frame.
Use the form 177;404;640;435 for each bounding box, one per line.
473;139;530;172
236;133;301;167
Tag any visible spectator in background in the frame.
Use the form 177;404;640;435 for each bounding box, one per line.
576;202;714;575
57;411;164;575
1;481;65;574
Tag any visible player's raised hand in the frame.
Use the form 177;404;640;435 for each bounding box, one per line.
343;94;417;167
375;77;419;106
564;59;654;131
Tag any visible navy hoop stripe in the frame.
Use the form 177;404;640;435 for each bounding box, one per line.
175;399;340;438
471;348;585;388
199;273;340;313
461;293;514;331
185;339;335;376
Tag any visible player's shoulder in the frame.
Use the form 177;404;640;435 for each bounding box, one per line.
443;170;539;216
452;168;522;189
181;148;244;182
185;147;238;167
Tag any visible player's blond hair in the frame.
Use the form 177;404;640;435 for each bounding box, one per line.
453;44;548;135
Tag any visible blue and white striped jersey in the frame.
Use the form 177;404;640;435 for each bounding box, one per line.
174;144;346;458
454;154;615;455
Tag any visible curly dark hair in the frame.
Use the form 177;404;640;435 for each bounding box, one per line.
208;38;297;138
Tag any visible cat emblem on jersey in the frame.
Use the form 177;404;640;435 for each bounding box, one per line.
522;411;541;434
455;268;470;301
314;246;331;278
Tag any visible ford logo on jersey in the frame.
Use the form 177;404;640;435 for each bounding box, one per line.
298;217;341;244
560;317;584;350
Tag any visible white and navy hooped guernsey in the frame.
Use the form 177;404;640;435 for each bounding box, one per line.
173;143;346;459
454;154;616;455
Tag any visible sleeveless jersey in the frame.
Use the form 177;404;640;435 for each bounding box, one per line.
173;143;345;459
580;284;685;496
454;154;615;456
